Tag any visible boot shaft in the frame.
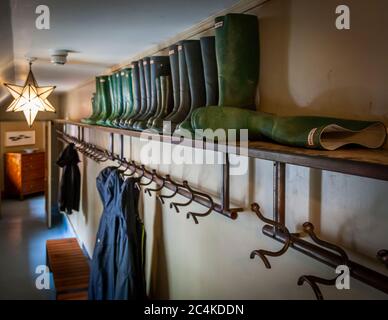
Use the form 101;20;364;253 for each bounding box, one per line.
120;68;133;120
131;61;141;116
166;40;192;127
138;59;147;117
215;13;259;109
200;36;218;106
147;56;170;128
168;45;180;112
184;39;205;110
143;57;151;115
96;75;111;123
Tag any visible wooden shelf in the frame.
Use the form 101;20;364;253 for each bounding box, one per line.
53;119;388;182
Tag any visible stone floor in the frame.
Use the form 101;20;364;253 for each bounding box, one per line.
0;195;73;300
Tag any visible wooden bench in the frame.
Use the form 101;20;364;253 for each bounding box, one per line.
46;238;90;300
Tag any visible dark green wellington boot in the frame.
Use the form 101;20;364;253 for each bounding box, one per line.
96;75;112;126
162;45;180;123
191;106;387;150
81;93;96;124
125;61;141;129
105;73;118;127
188;14;260;136
162;40;192;133
129;59;147;130
150;75;173;133
81;93;97;124
148;76;162;131
146;56;171;128
215;13;259;109
200;36;218;106
82;75;103;124
118;68;134;128
134;58;152;130
174;37;217;136
112;71;124;127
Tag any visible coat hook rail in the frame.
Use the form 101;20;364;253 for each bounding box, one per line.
56;128;238;222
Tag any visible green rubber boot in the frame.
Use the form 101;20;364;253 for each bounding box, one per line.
104;73;117;127
82;75;102;124
126;61;142;129
105;71;123;127
150;75;173;133
216;13;259;109
191;106;387;150
146;56;171;129
81;92;98;124
174;36;217;137
128;59;148;130
119;68;134;128
173;40;205;137
95;75;112;126
112;71;124;128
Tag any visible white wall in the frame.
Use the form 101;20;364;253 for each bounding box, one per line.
60;0;388;299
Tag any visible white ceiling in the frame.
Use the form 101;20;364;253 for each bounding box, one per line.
3;0;238;93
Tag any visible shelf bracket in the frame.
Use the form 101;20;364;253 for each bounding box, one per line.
221;153;243;217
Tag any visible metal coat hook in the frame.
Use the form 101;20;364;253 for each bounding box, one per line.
134;165;146;190
123;160;137;176
250;203;292;269
145;173;165;197
170;180;194;213
186;187;215;224
297;222;349;300
158;175;179;204
138;169;157;187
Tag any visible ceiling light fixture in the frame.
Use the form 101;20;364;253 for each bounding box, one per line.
3;58;56;127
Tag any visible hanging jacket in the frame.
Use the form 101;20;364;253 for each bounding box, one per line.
56;143;81;214
89;167;146;300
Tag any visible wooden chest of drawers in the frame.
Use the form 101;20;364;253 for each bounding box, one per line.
4;151;45;199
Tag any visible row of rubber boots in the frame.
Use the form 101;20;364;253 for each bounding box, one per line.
83;13;386;149
83;32;220;135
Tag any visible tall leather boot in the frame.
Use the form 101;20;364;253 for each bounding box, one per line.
173;39;206;136
162;45;180;122
163;40;191;133
150;75;173;132
146;56;170;128
96;75;112;126
125;61;141;129
128;59;147;130
119;68;134;128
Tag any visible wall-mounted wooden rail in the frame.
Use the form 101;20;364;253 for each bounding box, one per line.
54;119;388;181
53;119;388;299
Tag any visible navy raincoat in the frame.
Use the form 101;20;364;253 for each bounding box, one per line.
88;167;146;300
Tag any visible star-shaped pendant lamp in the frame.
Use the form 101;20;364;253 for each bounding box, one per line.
4;58;56;127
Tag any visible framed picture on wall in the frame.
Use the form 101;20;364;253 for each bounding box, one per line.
5;131;36;147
